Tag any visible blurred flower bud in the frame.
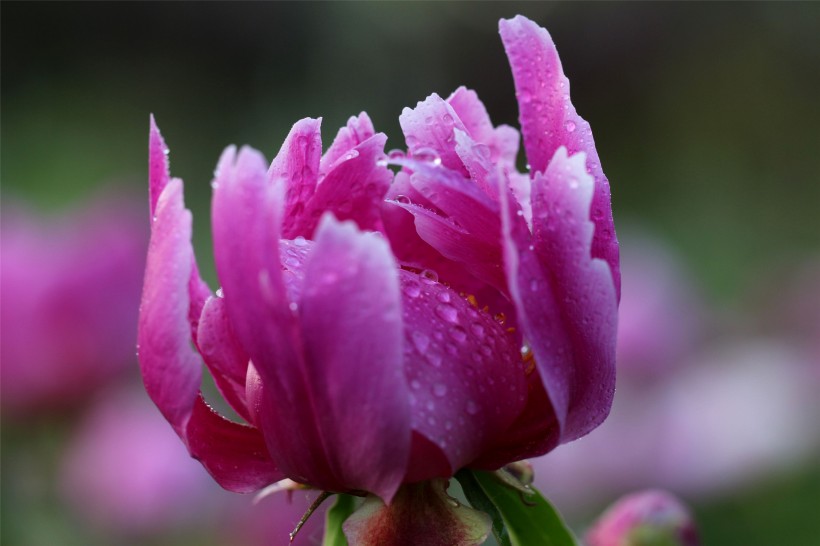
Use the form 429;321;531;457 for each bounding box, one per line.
586;490;699;546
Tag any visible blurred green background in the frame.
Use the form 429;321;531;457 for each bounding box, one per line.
3;2;819;545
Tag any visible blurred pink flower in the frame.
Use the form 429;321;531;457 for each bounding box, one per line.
60;387;214;534
0;196;147;417
138;15;618;541
586;490;699;546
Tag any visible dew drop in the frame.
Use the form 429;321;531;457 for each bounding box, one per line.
466;400;479;415
293;236;307;247
288;302;298;312
413;147;442;166
427;353;443;368
412;331;430;352
403;280;421;298
472;143;491;161
216;288;224;298
437;291;451;303
396;194;412;205
435;303;458;323
518;90;532;104
530;279;539;292
450;325;467;342
470;323;485;337
387;149;406;160
433;383;448;397
420;269;439;284
565;120;576;132
411;379;422;390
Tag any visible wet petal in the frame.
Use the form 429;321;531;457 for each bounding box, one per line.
319;112;376;179
531;149;617;440
399;269;526;474
187;396;282;493
211;146;336;487
139;179;201;432
148;115;170;218
197;295;253;423
288;134;392;239
267;118;323;237
399;93;468;174
499;15;619;296
296;215;411;502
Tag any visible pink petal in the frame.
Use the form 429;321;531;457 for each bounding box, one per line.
288;134;392;239
138;178;201;432
399;93;468;174
196;295;253;423
148;115;170;218
268;118;323;238
499;16;620;297
399;269;526;474
532;149;617;440
211;146;334;486
138;178;280;492
186;396;282;494
295;215;411;502
445;87;520;169
319;112;376;179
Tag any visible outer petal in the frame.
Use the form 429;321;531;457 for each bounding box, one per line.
319;112;376;179
399;269;526;475
296;215;411;502
446;86;520;169
148;115;170;218
289;134;393;239
211;146;336;487
267;118;323;237
530;149;618;442
499;15;620;297
138;178;281;492
399;93;469;174
139;179;201;431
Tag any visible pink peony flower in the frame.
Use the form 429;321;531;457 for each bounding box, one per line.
0;196;147;418
138;14;618;539
586;490;699;546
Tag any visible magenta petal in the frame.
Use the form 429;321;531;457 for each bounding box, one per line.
399;93;469;174
446;87;495;144
197;295;253;423
139;179;201;432
296;215;411;502
499;16;620;297
268;118;323;238
211;146;337;488
319;112;376;179
289;134;393;238
148;115;170;218
530;148;617;441
399;270;526;473
187;396;282;493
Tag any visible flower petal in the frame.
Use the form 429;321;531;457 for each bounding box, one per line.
289;134;393;238
399;93;468;174
148;115;170;218
296;215;411;502
197;295;253;423
319;112;376;179
267;118;323;238
399;269;526;474
139;177;281;492
531;148;617;441
499;15;620;297
211;146;336;487
186;396;283;493
139;179;201;432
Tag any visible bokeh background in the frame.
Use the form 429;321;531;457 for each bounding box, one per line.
2;2;819;545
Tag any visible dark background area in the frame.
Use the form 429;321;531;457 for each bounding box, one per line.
3;2;819;545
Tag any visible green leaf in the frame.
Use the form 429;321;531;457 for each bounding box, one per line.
322;493;357;546
457;469;579;546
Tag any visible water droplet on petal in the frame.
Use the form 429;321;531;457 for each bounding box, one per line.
403;279;421;298
293;236;307;247
396;194;412;205
470;323;485;337
450;325;467;342
435;303;458;323
420;269;439;284
565;120;576;132
413;147;442;166
411;379;422;390
437;291;451;303
412;331;430;352
466;400;479;415
388;149;406;160
216;288;224;298
288;302;298;312
433;383;448;397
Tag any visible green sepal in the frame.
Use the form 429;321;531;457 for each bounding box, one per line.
323;493;357;546
456;469;579;546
